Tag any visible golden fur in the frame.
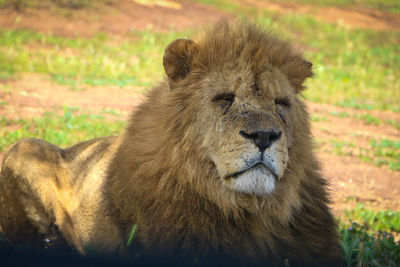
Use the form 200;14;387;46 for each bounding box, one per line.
0;21;342;266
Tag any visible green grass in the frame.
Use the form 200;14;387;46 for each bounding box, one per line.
355;114;381;126
0;107;125;152
329;138;356;156
329;111;400;129
324;137;400;171
0;29;185;87
369;139;400;171
341;222;400;266
126;224;137;247
275;15;399;111
1;1;399;110
330;111;350;118
273;0;400;14
388;119;400;130
340;204;400;266
311;114;329;122
344;204;400;232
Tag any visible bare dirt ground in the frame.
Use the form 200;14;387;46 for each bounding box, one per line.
240;0;400;31
1;0;398;35
309;102;400;213
0;0;399;215
0;0;229;37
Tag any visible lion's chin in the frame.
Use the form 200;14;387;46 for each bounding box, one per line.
225;164;276;196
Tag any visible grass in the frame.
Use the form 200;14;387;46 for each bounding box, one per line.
311;114;329;122
340;204;400;266
270;14;399;111
126;224;137;247
341;222;400;266
0;29;185;87
329;138;356;156
355;114;381;126
328;111;400;129
370;139;400;171
273;0;400;13
344;204;400;232
322;137;400;171
388;119;400;130
330;111;350;118
1;2;399;110
0;107;125;152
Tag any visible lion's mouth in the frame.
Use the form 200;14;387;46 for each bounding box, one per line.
229;163;277;180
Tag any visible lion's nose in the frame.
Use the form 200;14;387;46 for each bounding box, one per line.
239;130;282;152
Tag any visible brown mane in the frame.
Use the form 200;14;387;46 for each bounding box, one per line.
105;20;341;265
192;21;313;91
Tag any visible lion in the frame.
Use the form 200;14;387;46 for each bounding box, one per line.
0;21;343;266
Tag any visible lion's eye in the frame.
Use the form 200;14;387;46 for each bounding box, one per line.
252;83;260;92
213;93;235;114
275;97;291;108
275;97;290;123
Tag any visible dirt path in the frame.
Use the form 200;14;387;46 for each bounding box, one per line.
309;102;400;213
1;0;398;38
239;0;400;31
1;74;399;214
0;74;143;119
0;0;229;37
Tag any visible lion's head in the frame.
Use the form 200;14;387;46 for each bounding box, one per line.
162;21;313;197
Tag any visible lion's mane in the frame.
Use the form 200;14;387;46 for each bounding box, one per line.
104;21;342;266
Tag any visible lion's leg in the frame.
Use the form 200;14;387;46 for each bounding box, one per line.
0;165;43;248
0;138;82;252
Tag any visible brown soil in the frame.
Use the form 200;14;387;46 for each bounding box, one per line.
309;102;400;213
240;0;400;31
0;74;143;119
0;1;399;215
0;0;398;38
0;0;229;37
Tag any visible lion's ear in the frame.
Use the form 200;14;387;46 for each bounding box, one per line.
163;39;200;85
281;59;313;92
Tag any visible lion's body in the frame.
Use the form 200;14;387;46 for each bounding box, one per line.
0;21;343;266
0;136;123;253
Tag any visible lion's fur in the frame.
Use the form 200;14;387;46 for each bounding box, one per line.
0;21;342;266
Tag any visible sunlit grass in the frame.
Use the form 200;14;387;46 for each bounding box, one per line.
0;107;125;152
318;137;400;171
310;114;329;122
0;29;186;87
1;10;399;110
328;111;399;128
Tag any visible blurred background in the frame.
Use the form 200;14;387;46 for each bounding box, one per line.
0;0;399;265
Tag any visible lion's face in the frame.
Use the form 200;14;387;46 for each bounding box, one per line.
163;30;312;197
200;67;296;196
